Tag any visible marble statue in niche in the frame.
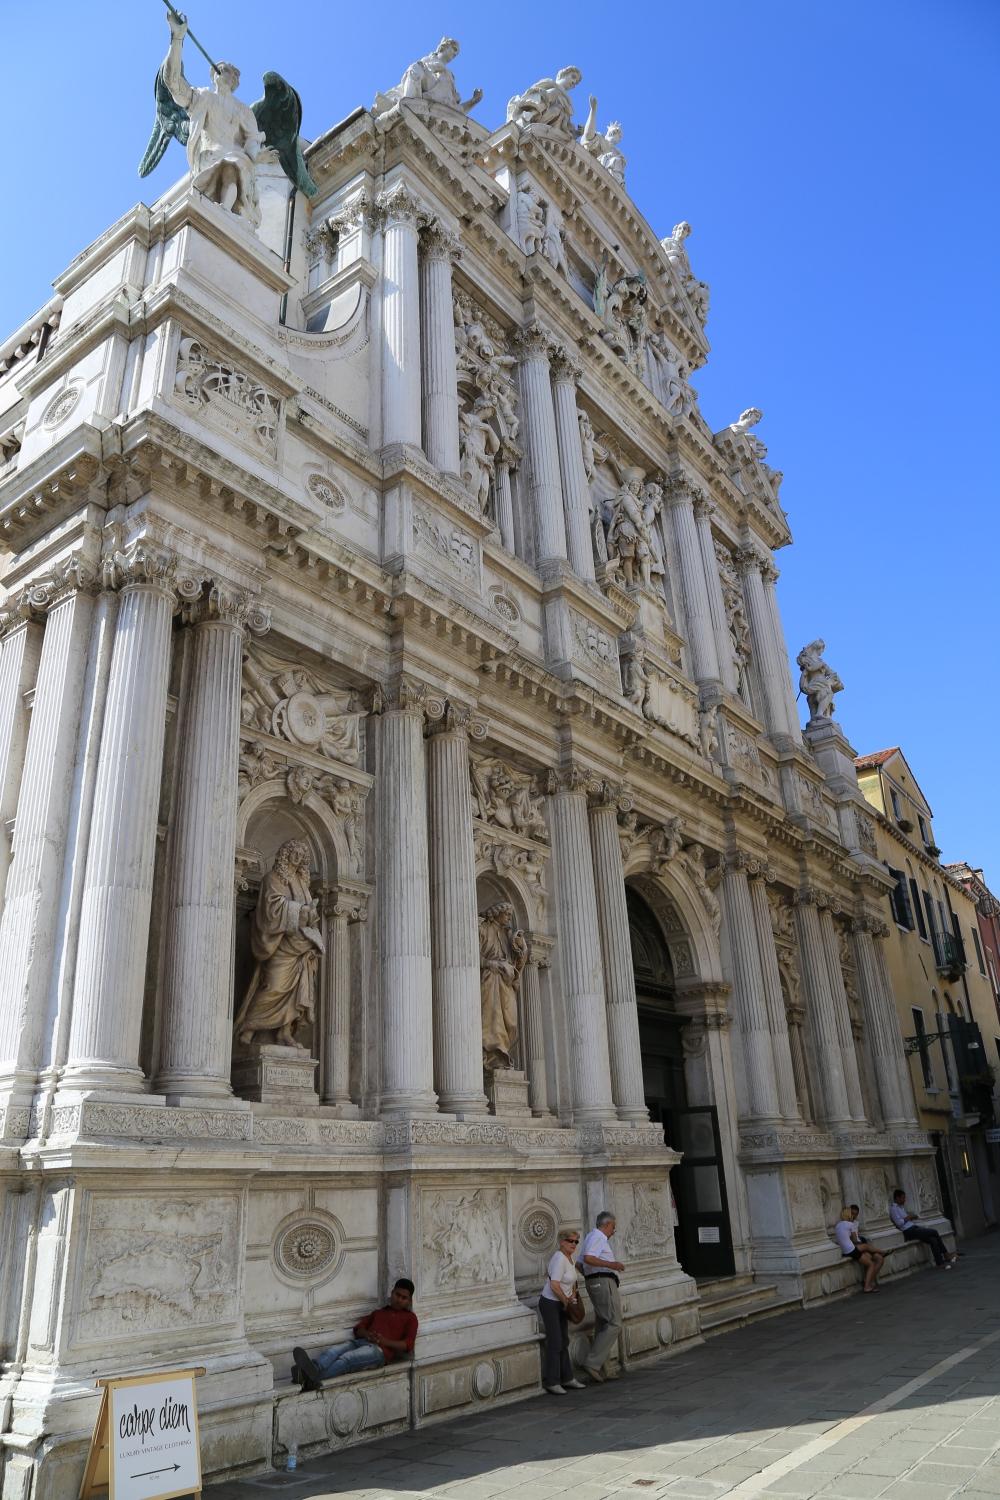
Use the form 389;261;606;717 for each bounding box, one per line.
234;839;322;1047
797;639;843;722
516;182;546;256
605;473;663;590
581;97;626;185
459;395;500;514
479;902;528;1070
507;68;583;135
373;38;482;118
594;262;648;372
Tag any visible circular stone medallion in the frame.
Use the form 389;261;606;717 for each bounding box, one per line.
328;1388;363;1437
516;1201;558;1256
472;1361;498;1400
283;690;326;747
272;1211;345;1287
42;384;82;429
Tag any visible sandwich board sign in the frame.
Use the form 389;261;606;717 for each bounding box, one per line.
80;1368;205;1500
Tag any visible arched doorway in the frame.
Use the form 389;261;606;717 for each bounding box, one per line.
628;886;735;1278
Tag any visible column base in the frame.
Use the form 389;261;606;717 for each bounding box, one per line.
379;1092;442;1118
437;1092;489;1119
616;1104;651;1123
154;1072;238;1103
56;1064;147;1095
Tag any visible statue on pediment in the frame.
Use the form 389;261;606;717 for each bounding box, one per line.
506;67;582;135
581;97;626;185
373;38;482;119
797;639;843;722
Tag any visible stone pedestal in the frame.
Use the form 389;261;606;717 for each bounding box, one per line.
486;1067;532;1118
232;1044;319;1106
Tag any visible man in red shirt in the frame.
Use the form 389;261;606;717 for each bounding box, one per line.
292;1279;417;1389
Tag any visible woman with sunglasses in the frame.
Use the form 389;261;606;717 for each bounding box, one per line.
538;1229;587;1394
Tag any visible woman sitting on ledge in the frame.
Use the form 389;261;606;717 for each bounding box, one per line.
292;1279;418;1389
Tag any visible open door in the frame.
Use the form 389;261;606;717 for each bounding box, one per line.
668;1106;735;1278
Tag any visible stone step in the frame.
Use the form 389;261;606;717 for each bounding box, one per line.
696;1277;797;1335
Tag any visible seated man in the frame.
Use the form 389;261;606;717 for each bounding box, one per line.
292;1279;417;1389
889;1189;957;1269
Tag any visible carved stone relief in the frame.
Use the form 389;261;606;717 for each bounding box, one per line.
412;501;478;583
272;1210;345;1287
788;1172;824;1232
242;647;363;765
471;757;548;842
571;611;619;687
620;1181;672;1260
516;1200;559;1257
422;1188;509;1290
174;335;280;457
76;1194;240;1341
622;640;699;749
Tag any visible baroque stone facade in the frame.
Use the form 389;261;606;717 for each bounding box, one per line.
0;39;944;1500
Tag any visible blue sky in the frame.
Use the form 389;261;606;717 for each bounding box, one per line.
4;1;999;879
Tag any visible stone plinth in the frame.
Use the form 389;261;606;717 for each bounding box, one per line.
232;1044;319;1105
486;1068;532;1118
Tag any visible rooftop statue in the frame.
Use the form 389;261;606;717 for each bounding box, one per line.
660;221;710;325
139;6;317;217
729;407;763;438
373;38;483;119
797;639;844;723
506;67;583;136
581;96;626;185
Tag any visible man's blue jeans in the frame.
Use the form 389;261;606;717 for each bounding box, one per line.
314;1338;386;1379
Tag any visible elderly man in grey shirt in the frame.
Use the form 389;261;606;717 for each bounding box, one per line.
577;1210;625;1382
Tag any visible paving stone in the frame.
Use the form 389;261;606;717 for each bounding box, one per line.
815;1477;891;1498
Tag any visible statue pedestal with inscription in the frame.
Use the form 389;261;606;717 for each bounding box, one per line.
486;1068;532;1119
232;1044;319;1106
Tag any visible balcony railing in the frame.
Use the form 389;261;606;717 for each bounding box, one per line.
933;929;966;977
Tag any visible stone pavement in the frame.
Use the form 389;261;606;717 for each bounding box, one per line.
214;1238;1000;1500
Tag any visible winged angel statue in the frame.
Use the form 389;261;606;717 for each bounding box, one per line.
139;7;317;225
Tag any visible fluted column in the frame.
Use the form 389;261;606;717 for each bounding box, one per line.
792;894;851;1125
587;787;647;1121
695;495;739;695
550;352;596;582
547;772;615;1120
818;908;866;1122
0;601;44;909
379;185;424;450
376;682;437;1115
720;859;781;1119
522;947;549;1116
667;478;721;686
320;893;366;1110
420;222;461;473
493;448;516;552
427;705;487;1116
63;550;186;1092
0;568;95;1101
737;545;792;740
852;916;910;1127
761;558;802;744
516;325;568;569
871;924;919;1124
748;874;799;1119
155;587;268;1099
785;1003;814;1122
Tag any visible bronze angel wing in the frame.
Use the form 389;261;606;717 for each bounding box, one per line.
138;64;191;178
251;72;318;197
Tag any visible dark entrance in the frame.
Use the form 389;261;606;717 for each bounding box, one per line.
629;887;735;1278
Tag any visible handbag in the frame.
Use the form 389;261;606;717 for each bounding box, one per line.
567;1292;586;1325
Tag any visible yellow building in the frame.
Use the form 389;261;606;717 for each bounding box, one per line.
856;748;999;1236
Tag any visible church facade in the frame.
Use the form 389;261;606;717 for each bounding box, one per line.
0;35;944;1498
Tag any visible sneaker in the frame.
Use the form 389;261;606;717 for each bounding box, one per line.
292;1346;323;1392
564;1379;586;1389
544;1384;567;1395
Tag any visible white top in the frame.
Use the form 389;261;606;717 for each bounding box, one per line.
540;1250;578;1302
834;1219;858;1255
889;1203;911;1231
578;1227;616;1275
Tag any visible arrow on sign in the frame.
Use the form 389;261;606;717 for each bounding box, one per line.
131;1464;181;1479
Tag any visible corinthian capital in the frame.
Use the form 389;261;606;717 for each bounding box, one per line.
513;321;557;361
664;472;706;509
549;345;582;384
189;584;271;635
424;698;489;739
421;220;462;263
376;184;427;229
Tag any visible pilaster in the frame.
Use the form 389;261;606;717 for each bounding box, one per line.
378;185;424;450
550;350;596;583
587;782;647;1122
719;855;781;1121
791;891;851;1127
666;477;721;689
515;324;568;570
420;221;461;474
